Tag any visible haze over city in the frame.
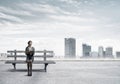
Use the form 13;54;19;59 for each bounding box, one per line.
0;0;120;56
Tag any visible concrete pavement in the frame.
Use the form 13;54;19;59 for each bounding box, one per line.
0;61;120;84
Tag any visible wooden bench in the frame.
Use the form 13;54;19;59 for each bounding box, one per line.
5;50;56;72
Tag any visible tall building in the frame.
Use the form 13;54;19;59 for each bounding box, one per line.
105;47;113;58
116;52;120;58
98;46;104;57
65;38;76;58
82;44;91;57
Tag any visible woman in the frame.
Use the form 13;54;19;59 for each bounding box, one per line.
25;40;35;76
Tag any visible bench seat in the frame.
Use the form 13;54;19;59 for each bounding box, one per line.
5;60;56;64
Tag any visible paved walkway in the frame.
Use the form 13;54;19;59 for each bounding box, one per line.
0;61;120;84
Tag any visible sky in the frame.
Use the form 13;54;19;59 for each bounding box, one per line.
0;0;120;56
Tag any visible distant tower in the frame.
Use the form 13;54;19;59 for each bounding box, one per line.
98;46;104;57
116;52;120;58
105;47;113;58
90;51;98;58
65;38;76;58
82;44;91;57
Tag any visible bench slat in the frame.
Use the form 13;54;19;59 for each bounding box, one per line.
7;51;53;53
5;60;55;64
7;55;54;58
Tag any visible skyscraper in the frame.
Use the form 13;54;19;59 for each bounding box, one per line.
82;44;91;57
98;46;104;57
105;47;113;58
65;38;76;58
116;52;120;58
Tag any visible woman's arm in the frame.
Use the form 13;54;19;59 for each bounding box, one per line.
25;47;29;55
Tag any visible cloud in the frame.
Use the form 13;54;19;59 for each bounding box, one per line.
0;0;120;55
49;14;98;24
0;6;32;16
0;21;97;40
0;12;23;23
18;3;58;14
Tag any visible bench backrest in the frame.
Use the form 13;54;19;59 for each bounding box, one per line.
7;50;54;61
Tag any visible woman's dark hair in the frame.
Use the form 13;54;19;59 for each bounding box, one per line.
28;40;32;44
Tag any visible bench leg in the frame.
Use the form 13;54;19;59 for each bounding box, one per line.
44;63;48;72
12;63;16;70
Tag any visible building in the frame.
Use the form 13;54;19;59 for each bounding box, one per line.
116;52;120;58
82;44;91;57
90;51;98;58
98;46;104;57
65;38;76;58
103;51;106;57
105;47;113;58
0;53;7;60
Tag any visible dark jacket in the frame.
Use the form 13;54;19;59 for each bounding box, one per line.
25;46;35;56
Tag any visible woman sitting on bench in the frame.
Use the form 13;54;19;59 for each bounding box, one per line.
25;40;35;76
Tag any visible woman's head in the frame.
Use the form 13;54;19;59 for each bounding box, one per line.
28;40;32;46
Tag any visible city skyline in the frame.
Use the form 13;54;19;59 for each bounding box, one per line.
0;0;120;56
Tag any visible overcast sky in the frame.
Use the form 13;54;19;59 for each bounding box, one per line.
0;0;120;56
